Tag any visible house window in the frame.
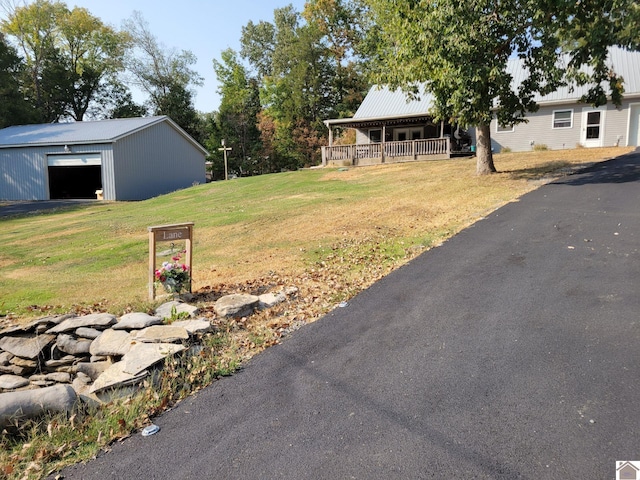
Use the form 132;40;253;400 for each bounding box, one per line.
553;110;573;129
393;127;423;141
369;129;381;143
585;111;601;139
496;123;514;133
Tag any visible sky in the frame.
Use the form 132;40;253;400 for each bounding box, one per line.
27;0;308;113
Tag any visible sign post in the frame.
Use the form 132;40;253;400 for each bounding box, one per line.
218;139;232;181
148;222;194;300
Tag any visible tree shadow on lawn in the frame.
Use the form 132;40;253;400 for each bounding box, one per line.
499;160;575;181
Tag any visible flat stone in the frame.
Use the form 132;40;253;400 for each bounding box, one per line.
284;286;299;296
74;372;91;384
54;365;77;374
258;292;287;309
44;372;72;383
171;319;211;335
89;362;149;394
0;364;28;375
214;294;260;318
0;334;55;359
113;312;163;330
76;362;110;381
0;352;13;366
155;301;199;320
121;343;187;376
75;327;102;339
0;375;30;390
71;377;102;407
31;380;55;387
0;314;73;336
10;357;38;369
46;313;117;334
28;374;46;382
135;326;189;343
0;384;77;428
90;330;136;357
45;355;79;368
57;334;92;356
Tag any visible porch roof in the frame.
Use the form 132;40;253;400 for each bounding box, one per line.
324;113;435;129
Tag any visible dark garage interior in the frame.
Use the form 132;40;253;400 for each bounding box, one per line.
48;166;102;199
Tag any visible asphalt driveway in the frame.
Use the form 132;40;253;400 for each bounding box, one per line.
57;151;640;479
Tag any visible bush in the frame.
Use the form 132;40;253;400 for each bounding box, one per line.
533;143;549;151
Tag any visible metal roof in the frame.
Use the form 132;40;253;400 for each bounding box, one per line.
333;47;640;124
353;87;436;119
0;116;208;154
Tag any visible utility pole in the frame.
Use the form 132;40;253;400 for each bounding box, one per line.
218;139;232;180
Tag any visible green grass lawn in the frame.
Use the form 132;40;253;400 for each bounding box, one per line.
0;147;632;322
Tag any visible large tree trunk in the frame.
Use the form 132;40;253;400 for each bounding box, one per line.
476;124;496;175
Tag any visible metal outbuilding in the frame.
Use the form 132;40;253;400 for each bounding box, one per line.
0;116;208;201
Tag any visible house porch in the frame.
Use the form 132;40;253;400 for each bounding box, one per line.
322;114;472;167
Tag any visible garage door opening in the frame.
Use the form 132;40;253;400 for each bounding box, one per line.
48;165;102;199
47;153;102;199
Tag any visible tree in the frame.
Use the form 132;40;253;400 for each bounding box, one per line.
123;11;203;136
105;82;147;119
1;0;130;121
212;48;262;175
154;82;203;142
365;0;639;175
240;5;340;168
56;6;130;120
0;33;37;127
302;0;369;117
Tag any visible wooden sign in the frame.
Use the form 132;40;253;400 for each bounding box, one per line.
148;223;194;300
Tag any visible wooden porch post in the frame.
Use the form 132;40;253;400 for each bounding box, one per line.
381;124;386;163
328;126;334;147
440;120;445;138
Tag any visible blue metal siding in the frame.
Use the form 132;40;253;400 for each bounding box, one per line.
0;144;111;200
112;121;206;200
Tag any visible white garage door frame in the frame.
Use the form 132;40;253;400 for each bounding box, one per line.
47;153;102;166
627;103;640;147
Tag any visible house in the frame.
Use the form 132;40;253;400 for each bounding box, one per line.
618;461;640;480
0;116;208;201
323;47;640;166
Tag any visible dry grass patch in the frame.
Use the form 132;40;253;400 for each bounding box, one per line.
0;146;631;325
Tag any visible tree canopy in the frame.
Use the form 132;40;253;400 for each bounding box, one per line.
1;0;130;121
122;11;204;140
0;33;37;128
365;0;640;174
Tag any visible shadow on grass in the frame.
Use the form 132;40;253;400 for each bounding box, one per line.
499;160;574;181
0;200;99;219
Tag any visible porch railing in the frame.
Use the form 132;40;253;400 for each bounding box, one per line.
322;138;451;164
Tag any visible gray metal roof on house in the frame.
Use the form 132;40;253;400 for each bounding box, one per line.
0;116;207;154
353;87;436;120
348;47;640;121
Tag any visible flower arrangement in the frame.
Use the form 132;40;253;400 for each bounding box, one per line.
155;252;190;294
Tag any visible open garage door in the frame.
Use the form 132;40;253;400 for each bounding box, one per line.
47;153;102;199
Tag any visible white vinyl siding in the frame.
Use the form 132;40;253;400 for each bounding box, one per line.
490;100;637;153
553;109;573;129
